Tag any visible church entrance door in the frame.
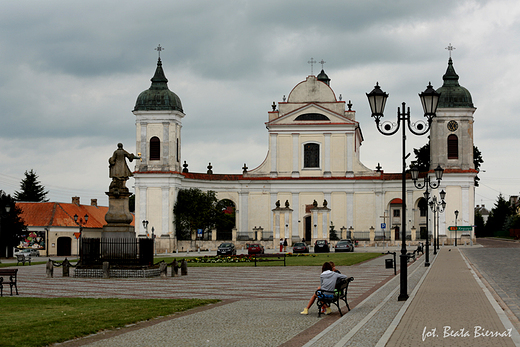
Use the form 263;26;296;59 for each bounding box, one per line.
394;227;400;241
305;216;311;244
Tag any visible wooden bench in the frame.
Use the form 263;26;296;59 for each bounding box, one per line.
16;254;31;266
316;277;354;317
252;253;286;267
0;269;19;296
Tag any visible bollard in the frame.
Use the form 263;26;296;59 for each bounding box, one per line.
171;259;179;277
198;247;200;254
181;259;188;276
46;259;54;278
103;262;110;278
159;261;167;278
62;258;70;277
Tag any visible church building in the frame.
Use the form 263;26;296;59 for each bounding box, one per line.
132;56;477;252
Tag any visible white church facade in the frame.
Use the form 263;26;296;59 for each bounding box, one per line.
133;57;477;252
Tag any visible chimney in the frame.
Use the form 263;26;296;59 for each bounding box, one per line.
72;197;80;205
91;199;98;207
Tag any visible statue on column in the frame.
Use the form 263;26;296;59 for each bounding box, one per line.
108;143;140;195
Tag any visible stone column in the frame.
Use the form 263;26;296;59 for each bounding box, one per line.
369;226;375;242
341;226;347;240
411;226;417;241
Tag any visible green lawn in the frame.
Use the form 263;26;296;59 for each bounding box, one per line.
0;297;219;347
154;252;382;267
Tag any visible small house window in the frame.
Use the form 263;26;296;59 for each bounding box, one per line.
447;134;458;159
393;209;400;217
150;136;160;161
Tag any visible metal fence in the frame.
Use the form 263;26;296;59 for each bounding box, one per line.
261;231;273;241
374;230;392;241
353;231;370;241
81;238;153;266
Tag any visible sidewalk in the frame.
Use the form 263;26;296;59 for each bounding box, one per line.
385;247;520;346
303;247;520;347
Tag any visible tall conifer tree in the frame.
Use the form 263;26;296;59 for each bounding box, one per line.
14;170;49;202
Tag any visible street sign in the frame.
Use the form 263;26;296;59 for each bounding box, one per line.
381;223;386;229
448;226;472;231
74;232;81;239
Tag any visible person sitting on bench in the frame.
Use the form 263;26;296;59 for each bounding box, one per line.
301;262;348;315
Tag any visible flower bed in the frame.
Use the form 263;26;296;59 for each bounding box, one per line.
185;253;316;264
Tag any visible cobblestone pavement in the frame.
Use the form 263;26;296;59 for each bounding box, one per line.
11;253;397;346
462;238;520;326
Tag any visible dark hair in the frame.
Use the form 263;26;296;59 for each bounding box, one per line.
329;261;335;268
322;262;332;272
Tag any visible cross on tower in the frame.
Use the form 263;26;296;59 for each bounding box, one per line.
155;44;164;59
319;59;326;69
308;57;317;75
445;43;455;58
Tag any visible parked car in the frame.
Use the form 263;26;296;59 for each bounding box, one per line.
292;242;309;253
335;239;354;252
314;240;330;253
247;243;265;255
14;248;40;257
217;242;236;256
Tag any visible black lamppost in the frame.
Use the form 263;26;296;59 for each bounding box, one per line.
429;192;446;254
367;82;440;301
74;214;88;259
454;210;459;246
411;165;444;267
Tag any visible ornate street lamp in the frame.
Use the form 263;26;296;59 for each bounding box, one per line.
74;214;89;260
367;82;440;301
411;165;444;266
429;192;446;254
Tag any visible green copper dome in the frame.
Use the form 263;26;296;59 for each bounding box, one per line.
134;59;183;112
317;69;330;86
436;58;473;108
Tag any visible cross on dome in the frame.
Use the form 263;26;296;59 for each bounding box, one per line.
155;44;164;59
307;57;317;75
445;43;455;58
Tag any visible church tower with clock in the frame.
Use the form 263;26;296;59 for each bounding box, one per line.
430;57;476;171
430;55;477;239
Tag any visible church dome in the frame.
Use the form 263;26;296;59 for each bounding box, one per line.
316;69;330;86
134;59;183;112
436;58;473;108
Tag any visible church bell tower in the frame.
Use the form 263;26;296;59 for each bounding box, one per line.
430;57;476;171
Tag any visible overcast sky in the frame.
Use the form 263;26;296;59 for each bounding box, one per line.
0;0;518;210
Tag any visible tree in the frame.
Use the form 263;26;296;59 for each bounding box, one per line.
0;190;27;257
14;170;49;202
412;142;484;185
173;188;218;240
484;194;513;237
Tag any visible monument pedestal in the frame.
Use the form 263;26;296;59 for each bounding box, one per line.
102;190;136;257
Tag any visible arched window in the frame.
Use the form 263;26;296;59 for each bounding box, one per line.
447;135;458;159
304;143;320;168
150;136;160;161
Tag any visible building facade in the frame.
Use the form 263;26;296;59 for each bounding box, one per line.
133;58;477;252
